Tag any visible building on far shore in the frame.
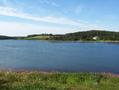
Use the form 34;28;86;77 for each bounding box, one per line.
93;36;100;40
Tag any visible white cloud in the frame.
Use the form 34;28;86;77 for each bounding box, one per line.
0;6;114;36
0;6;108;29
0;21;77;36
0;6;81;26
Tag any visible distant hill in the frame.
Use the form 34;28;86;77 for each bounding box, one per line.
21;30;119;41
0;35;14;39
1;30;119;41
65;30;119;41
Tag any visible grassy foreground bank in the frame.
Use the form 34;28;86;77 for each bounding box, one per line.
0;71;119;90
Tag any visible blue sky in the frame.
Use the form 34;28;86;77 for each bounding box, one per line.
0;0;119;36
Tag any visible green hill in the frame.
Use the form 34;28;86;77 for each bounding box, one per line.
1;30;119;41
24;30;119;41
65;30;119;41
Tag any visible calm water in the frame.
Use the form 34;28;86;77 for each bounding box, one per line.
0;40;119;73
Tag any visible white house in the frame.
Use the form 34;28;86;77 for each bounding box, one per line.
93;36;99;40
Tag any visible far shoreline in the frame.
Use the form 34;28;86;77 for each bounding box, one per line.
1;39;119;43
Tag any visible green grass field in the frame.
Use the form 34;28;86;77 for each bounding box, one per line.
0;71;119;90
24;36;50;40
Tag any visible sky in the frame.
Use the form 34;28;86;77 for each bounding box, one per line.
0;0;119;36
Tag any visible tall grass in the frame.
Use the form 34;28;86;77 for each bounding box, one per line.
0;71;119;90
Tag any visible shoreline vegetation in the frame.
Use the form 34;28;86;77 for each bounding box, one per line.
0;71;119;90
0;30;119;42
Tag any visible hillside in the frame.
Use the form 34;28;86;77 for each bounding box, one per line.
65;30;119;41
22;30;119;41
1;30;119;41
